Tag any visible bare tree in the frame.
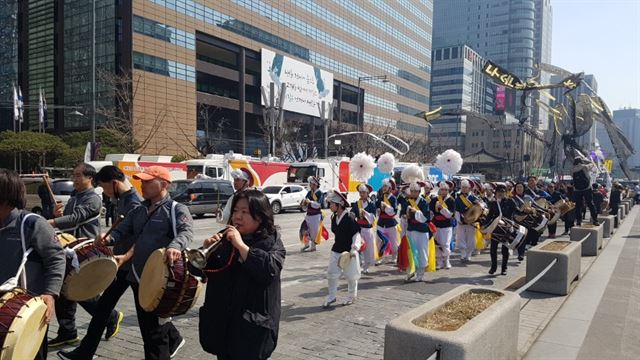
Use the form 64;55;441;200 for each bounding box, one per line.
96;67;167;153
168;103;229;158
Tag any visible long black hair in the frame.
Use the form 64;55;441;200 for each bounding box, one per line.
0;169;26;209
229;189;276;236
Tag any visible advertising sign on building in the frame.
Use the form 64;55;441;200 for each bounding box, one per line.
261;48;334;117
495;85;506;113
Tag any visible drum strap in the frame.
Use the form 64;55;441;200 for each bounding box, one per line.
132;201;178;283
17;213;39;289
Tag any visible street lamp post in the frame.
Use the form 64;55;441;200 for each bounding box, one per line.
357;75;389;131
91;0;96;148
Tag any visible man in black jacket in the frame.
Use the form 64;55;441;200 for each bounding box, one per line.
572;158;599;225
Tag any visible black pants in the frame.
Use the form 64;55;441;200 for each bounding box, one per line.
55;294;117;338
490;240;509;272
518;229;540;258
563;210;576;233
547;222;557;237
75;271;129;358
574;189;598;225
131;282;182;360
74;271;181;359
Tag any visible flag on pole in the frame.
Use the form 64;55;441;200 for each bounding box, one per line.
38;88;48;127
13;85;20;124
17;87;24;123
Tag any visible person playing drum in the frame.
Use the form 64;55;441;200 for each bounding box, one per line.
512;182;540;261
454;179;481;263
97;166;192;360
0;169;66;360
376;178;399;263
546;182;565;239
220;168;253;224
58;165;144;360
199;190;285;360
323;190;362;307
351;184;376;274
301;176;324;252
430;181;456;270
400;181;431;282
46;163;122;348
482;184;516;275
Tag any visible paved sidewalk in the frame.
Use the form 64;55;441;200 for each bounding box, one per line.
525;205;640;360
46;212;527;359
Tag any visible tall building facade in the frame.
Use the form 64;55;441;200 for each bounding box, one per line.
0;0;433;157
433;0;552;129
598;109;640;173
429;45;493;151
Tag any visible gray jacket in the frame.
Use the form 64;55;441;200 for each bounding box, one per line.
0;208;66;296
111;188;143;271
55;187;102;239
110;194;193;283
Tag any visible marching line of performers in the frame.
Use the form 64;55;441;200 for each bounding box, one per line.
300;174;593;308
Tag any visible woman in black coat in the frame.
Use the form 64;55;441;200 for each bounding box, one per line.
199;189;286;360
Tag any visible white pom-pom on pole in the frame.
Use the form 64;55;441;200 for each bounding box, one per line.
400;164;425;184
350;152;376;181
377;152;396;174
435;149;463;177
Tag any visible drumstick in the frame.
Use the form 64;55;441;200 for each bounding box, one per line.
100;215;125;244
42;175;57;205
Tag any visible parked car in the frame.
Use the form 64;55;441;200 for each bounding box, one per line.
21;177;75;217
262;185;306;214
170;179;234;218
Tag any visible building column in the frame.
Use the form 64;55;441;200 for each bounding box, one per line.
239;48;246;154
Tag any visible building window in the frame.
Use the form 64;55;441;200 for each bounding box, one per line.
132;52;195;82
451;47;458;59
133;15;195;50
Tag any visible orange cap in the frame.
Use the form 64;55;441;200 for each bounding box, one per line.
133;166;172;183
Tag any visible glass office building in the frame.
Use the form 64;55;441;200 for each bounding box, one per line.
1;0;433;156
429;45;494;152
433;0;552;129
0;0;20;131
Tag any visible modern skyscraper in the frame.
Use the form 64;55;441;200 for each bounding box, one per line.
598;109;640;172
433;0;552;129
429;45;493;151
1;0;433;156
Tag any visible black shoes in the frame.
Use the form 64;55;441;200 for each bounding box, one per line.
105;311;124;340
48;334;79;347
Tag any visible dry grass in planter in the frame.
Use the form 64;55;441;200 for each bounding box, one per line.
541;241;571;251
412;290;503;331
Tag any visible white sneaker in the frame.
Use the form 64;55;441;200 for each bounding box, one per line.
445;261;452;269
342;296;356;306
405;272;416;281
362;268;369;274
322;296;336;308
413;276;423;282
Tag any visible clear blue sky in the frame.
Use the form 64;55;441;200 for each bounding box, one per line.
552;0;640;110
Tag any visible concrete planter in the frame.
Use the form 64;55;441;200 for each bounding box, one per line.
597;215;615;238
619;205;626;220
570;224;603;256
526;241;581;295
622;201;630;215
384;285;519;360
